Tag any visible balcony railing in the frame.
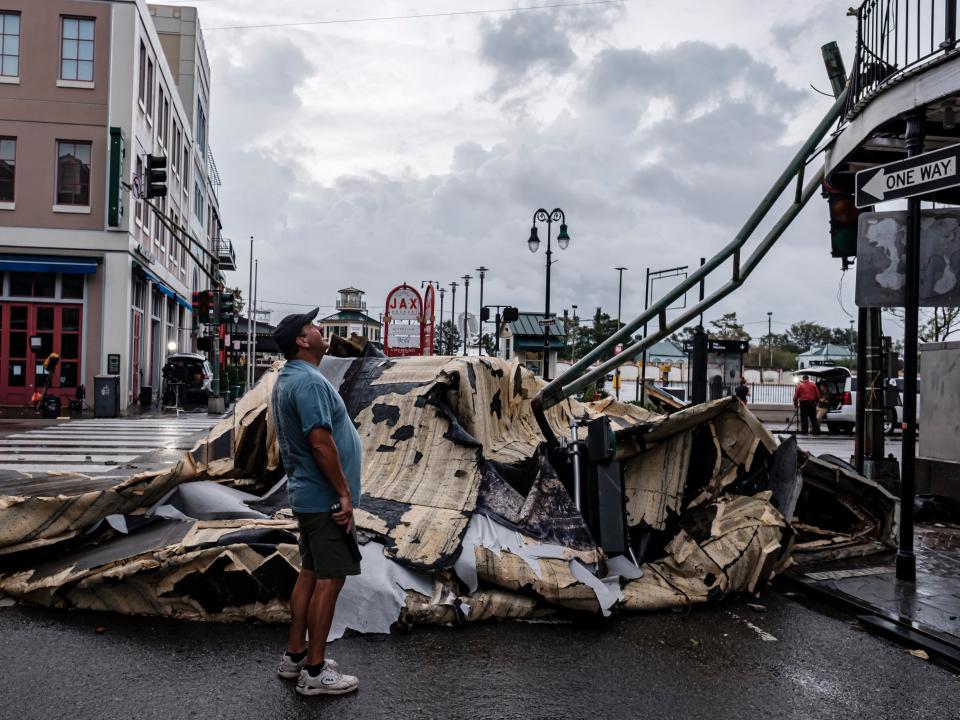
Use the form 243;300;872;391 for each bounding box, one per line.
336;299;367;310
846;0;960;117
218;238;236;271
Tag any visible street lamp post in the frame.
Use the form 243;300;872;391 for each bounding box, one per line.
475;266;488;353
527;208;570;381
461;275;472;356
448;281;458;355
571;304;578;362
615;266;628;400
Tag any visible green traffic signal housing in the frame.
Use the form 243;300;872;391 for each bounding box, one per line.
822;181;863;259
145;154;168;199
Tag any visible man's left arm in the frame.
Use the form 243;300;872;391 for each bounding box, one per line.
307;427;354;531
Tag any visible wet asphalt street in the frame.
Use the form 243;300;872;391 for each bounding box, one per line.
0;589;956;720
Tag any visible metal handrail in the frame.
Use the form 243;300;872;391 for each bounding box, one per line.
530;88;850;443
845;0;958;118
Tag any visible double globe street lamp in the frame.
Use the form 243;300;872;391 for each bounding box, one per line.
528;208;570;381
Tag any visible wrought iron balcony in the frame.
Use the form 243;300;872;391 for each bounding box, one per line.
846;0;960;119
218;238;237;271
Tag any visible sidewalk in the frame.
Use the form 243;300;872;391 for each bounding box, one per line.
788;524;960;668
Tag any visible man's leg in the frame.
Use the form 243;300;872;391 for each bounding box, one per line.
305;577;346;667
287;568;316;654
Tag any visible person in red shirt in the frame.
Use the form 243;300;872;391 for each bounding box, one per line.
793;374;821;434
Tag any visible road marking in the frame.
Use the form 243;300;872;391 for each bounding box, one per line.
0;454;139;463
727;612;778;642
0;463;117;473
0;440;191;448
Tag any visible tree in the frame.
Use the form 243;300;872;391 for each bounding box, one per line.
885;307;960;343
571;308;621;361
709;312;751;341
434;320;461;355
828;326;857;347
786;321;831;352
479;332;497;357
223;287;245;315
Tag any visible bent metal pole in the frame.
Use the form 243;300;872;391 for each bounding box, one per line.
530;88;850;443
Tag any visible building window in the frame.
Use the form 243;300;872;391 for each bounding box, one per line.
56;141;91;206
134;155;143;224
10;272;56;298
193;180;204;222
0;12;19;78
0;137;14;202
158;86;168;146
146;58;154;117
138;41;146;105
196;97;206;157
60;17;94;82
61;274;84;299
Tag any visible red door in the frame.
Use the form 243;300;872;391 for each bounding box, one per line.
0;303;83;405
131;310;142;400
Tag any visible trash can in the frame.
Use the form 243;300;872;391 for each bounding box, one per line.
140;385;153;408
94;375;120;418
41;395;61;418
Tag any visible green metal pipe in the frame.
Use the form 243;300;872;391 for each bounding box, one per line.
531;90;841;443
537;87;848;411
551;166;825;405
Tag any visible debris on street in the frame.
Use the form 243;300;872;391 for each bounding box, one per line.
0;353;899;639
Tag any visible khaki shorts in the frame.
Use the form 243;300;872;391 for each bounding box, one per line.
295;511;362;579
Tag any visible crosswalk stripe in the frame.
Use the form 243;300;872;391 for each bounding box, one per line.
0;463;118;473
0;440;193;448
0;454;139;463
8;433;202;440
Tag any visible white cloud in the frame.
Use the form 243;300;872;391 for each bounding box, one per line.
197;0;860;337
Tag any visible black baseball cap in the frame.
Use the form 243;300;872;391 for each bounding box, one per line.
272;307;320;356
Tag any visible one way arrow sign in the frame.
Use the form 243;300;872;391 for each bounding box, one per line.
855;143;960;208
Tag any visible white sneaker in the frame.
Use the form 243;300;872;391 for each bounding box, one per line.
278;653;337;679
296;662;359;696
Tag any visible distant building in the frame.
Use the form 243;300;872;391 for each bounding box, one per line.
797;343;855;369
0;0;230;411
497;312;566;378
317;287;381;343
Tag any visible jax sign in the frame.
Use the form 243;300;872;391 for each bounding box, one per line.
384;284;426;357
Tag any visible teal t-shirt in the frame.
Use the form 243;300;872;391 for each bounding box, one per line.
272;359;362;513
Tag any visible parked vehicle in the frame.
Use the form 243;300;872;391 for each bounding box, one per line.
802;366;917;435
161;352;214;404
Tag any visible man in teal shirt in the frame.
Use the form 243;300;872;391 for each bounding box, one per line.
271;307;362;696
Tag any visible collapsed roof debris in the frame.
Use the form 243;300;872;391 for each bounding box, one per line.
0;353;898;638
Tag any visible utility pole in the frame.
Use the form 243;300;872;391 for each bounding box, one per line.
615;267;627;400
476;267;488;353
767;311;773;368
438;287;445;354
251;259;258;384
461;274;472;356
449;281;458;355
246;235;254;390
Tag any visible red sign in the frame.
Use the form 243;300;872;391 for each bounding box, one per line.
422;284;435;356
384;284;425;357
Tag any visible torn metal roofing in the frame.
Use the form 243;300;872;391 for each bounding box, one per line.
0;354;898;639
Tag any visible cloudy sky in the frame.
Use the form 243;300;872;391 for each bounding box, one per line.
171;0;866;341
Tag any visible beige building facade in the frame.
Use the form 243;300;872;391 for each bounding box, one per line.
0;0;230;411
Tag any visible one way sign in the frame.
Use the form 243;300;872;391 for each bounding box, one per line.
855;143;960;208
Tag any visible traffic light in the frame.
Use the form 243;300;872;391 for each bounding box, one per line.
481;306;490;322
822;181;863;259
197;336;213;352
219;292;235;319
145;154;167;199
502;306;519;322
192;289;215;325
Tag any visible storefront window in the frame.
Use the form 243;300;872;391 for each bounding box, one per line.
36;307;54;331
61;274;84;299
62;307;80;332
9;272;56;297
